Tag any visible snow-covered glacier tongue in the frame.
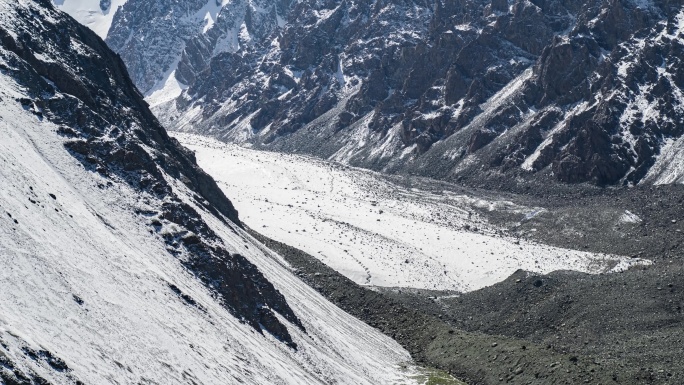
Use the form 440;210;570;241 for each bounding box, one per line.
0;1;426;384
175;134;650;293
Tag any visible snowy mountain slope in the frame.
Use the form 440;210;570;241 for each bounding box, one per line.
53;0;128;37
0;89;417;385
175;133;648;292
1;0;301;342
0;1;424;383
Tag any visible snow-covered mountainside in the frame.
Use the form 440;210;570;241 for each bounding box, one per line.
0;1;425;383
53;0;128;37
175;133;647;292
56;0;684;186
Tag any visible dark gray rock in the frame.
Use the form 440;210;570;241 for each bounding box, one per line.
99;0;110;12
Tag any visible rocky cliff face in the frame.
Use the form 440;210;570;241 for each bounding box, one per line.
62;0;684;186
409;0;684;187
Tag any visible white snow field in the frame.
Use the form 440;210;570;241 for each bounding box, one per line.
0;69;423;384
175;133;648;292
52;0;128;38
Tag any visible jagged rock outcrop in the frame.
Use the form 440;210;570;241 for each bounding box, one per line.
419;0;684;186
60;0;684;186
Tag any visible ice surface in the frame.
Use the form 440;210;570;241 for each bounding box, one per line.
175;133;648;293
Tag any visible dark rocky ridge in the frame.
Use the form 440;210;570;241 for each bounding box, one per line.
103;0;684;186
1;0;303;347
387;266;684;384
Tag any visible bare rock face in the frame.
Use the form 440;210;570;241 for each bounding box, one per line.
98;0;684;187
1;0;303;348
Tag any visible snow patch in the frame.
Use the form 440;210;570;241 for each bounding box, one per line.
214;27;241;54
145;70;188;107
644;136;684;184
620;210;643;224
